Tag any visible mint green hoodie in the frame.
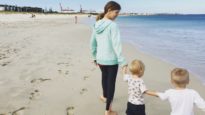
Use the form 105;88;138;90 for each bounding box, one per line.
90;18;127;67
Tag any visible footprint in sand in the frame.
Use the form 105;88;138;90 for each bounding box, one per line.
29;89;40;100
1;61;11;67
11;107;26;115
90;68;96;71
65;70;69;75
0;56;7;60
58;70;62;74
66;106;75;115
30;78;51;84
57;62;70;67
0;53;7;60
83;76;89;81
80;88;88;95
58;70;69;76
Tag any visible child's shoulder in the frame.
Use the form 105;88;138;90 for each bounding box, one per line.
185;88;199;94
166;88;198;94
163;89;174;93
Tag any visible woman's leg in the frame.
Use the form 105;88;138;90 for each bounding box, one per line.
99;65;108;99
106;65;118;111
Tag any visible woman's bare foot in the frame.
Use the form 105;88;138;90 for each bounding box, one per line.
100;95;107;103
105;111;118;115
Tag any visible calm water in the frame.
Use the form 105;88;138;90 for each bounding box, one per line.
84;15;205;85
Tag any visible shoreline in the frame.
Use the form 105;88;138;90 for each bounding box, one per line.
123;41;205;87
124;40;205;86
84;16;205;87
0;14;205;115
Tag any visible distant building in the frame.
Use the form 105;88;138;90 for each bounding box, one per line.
21;7;44;12
0;5;5;11
60;10;75;13
0;4;44;13
59;3;76;14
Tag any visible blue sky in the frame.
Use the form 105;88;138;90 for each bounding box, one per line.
1;0;205;14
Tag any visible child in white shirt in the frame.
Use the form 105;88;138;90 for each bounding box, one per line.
147;68;205;115
123;59;148;115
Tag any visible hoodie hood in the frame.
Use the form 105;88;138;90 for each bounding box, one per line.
94;19;112;34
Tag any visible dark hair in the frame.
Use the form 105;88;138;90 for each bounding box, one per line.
96;1;121;21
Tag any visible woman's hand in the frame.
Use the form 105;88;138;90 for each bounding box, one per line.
93;60;98;66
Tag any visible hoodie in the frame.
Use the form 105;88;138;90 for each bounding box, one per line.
90;18;127;67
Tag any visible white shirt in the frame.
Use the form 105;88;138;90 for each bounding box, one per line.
157;89;205;115
124;74;147;105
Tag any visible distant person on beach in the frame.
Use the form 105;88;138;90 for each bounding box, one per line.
90;1;127;115
88;14;91;18
146;68;205;115
75;16;78;24
31;14;36;18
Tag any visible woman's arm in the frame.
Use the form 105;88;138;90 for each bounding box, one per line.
110;23;127;67
90;27;97;61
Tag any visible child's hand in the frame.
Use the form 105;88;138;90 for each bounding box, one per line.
122;65;128;75
145;90;159;97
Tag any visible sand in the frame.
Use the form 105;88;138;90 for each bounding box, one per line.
0;14;204;115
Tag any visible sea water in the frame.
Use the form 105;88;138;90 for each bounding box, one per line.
84;15;205;85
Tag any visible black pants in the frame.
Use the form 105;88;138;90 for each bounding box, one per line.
126;102;146;115
99;64;118;111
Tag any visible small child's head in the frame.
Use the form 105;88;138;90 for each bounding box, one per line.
171;68;189;88
129;59;145;77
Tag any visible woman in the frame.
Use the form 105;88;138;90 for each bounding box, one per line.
90;1;127;115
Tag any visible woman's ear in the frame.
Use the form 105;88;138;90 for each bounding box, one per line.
108;9;112;12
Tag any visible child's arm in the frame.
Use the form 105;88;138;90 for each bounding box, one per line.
145;90;170;101
122;65;130;82
194;91;205;112
144;90;159;97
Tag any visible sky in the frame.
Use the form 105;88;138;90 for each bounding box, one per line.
1;0;205;14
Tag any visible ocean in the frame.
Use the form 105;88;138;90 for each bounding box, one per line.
84;15;205;85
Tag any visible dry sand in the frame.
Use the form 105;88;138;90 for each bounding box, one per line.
0;14;204;115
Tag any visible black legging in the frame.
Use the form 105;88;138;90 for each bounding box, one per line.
99;64;119;111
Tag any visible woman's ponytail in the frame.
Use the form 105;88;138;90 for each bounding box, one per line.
96;13;105;21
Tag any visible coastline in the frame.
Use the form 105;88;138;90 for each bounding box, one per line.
124;40;205;86
0;14;204;115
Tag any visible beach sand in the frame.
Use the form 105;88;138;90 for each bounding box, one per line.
0;14;204;115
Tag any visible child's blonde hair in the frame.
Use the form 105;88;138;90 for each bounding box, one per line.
129;59;145;77
171;68;189;87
